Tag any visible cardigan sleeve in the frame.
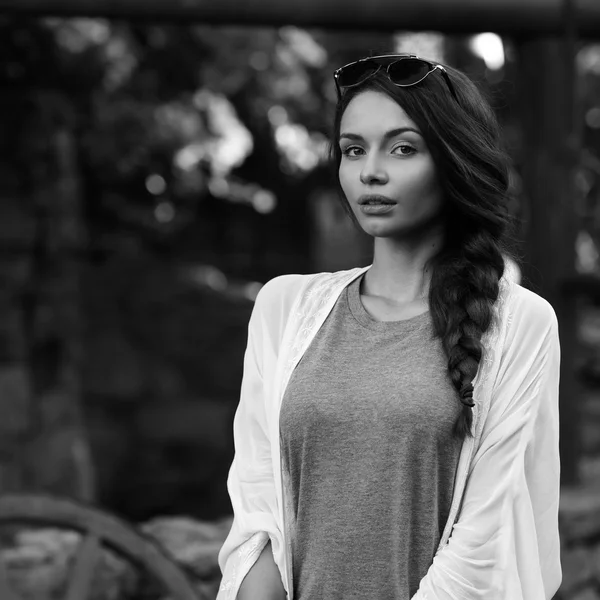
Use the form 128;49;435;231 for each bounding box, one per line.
412;292;562;600
216;280;286;600
217;274;304;600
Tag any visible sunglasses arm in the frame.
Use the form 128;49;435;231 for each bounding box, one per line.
439;68;459;102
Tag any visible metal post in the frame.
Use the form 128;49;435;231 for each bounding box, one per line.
516;0;582;484
0;0;600;36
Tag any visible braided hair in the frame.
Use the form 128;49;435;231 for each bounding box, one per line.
331;61;514;440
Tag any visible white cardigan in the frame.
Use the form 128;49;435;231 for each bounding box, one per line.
217;266;562;600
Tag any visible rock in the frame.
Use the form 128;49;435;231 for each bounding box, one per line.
141;516;232;580
1;527;137;600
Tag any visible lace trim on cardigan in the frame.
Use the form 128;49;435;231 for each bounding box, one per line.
282;269;365;391
282;464;296;597
219;531;268;599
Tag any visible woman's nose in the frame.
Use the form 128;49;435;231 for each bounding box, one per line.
360;156;388;185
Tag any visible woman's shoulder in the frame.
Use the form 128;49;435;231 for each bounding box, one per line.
253;267;368;321
501;278;559;337
252;273;315;316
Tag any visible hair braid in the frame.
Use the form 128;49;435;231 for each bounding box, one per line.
429;230;505;439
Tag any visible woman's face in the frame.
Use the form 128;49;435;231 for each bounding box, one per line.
338;90;443;239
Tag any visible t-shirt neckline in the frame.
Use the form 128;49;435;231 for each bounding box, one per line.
346;273;431;332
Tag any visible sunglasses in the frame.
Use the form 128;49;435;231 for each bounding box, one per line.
333;54;459;103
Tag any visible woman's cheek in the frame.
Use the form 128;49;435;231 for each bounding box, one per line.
338;165;354;200
338;170;348;198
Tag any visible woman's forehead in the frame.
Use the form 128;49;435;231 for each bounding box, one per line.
340;90;417;135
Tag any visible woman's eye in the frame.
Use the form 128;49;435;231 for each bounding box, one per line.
392;144;416;156
342;146;364;158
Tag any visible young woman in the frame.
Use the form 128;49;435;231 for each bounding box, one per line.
217;54;561;600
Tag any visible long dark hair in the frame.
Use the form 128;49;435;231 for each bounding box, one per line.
330;60;515;439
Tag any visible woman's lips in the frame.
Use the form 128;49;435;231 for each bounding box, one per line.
358;194;396;205
360;203;395;215
358;194;397;215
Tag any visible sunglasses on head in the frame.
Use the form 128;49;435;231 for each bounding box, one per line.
333;54;459;103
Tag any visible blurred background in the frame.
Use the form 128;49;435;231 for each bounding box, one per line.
0;1;599;599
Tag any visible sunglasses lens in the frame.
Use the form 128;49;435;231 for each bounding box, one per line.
337;60;380;88
388;58;432;85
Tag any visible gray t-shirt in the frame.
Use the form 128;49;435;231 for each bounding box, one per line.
279;273;463;600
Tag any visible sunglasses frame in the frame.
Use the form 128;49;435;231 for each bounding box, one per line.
333;54;459;103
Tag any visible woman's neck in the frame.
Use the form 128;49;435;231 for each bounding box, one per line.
363;232;443;305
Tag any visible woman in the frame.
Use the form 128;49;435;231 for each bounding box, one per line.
217;54;561;600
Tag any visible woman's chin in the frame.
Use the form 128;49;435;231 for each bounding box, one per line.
358;219;411;238
358;211;445;241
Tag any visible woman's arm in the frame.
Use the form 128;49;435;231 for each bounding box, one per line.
412;293;561;600
237;541;287;600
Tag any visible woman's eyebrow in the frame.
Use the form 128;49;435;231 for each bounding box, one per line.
339;127;422;142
